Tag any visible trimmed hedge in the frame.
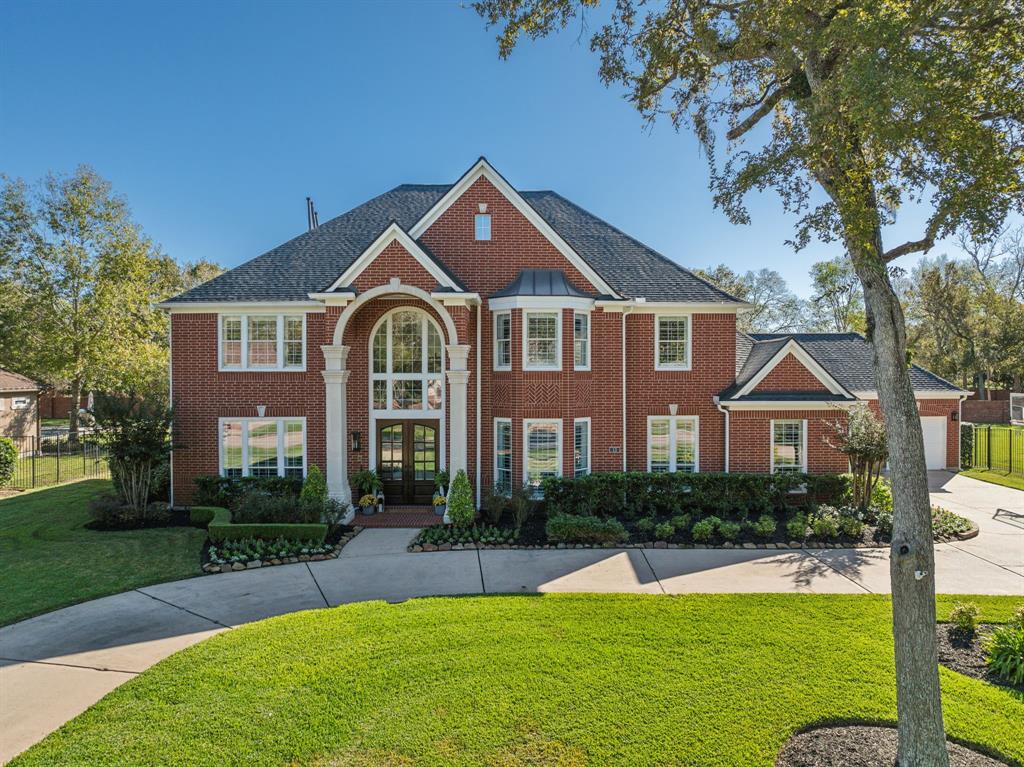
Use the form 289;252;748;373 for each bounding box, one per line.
0;436;16;487
189;505;327;544
546;513;628;544
193;475;303;508
541;471;850;520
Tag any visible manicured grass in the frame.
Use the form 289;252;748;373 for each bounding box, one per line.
12;452;110;488
962;467;1024;492
0;480;205;626
13;594;1024;767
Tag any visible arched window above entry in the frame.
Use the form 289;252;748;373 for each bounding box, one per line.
371;309;444;413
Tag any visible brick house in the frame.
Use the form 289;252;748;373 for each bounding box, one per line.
161;158;967;509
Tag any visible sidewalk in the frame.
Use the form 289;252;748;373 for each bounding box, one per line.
1;472;1021;763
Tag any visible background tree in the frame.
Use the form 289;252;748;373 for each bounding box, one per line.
807;256;865;333
695;264;804;332
474;2;1023;763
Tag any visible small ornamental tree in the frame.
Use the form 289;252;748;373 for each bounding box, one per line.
300;465;328;507
827;404;888;510
0;436;17;487
90;391;174;517
447;469;475;527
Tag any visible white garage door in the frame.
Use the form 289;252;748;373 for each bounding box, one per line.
920;416;947;470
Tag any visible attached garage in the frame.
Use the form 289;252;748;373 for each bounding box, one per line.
920;416;948;470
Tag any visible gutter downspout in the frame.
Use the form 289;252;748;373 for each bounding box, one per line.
957;393;967;470
621;307;632;471
475;305;481;508
168;313;175;509
714;396;730;473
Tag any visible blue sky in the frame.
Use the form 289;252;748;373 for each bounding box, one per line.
1;0;968;296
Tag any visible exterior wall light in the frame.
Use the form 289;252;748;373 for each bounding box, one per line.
351;431;361;452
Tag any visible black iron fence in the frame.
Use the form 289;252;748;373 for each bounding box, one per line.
7;433;110;489
969;424;1024;478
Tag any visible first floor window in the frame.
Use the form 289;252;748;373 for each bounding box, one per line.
494;311;511;369
656;315;691;369
772;419;806;473
220;418;306;479
647;416;698;473
495;419;512;494
574;312;589;369
525;311;559;369
525;419;561;496
574;419;590;477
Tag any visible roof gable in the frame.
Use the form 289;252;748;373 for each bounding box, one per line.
733;339;852;399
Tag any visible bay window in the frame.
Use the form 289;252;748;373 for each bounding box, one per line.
219;314;305;371
524;311;560;370
494;418;512;494
494;311;511;370
647;416;698;472
219;417;306;479
573;312;590;370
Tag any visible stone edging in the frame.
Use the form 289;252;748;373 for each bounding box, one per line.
202;527;364;574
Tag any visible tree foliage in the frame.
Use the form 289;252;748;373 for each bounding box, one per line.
808;256;866;333
695;264;803;331
826;404;887;509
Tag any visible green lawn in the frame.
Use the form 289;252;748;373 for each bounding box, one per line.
962;467;1024;492
0;480;205;626
12;594;1024;767
12;452;110;488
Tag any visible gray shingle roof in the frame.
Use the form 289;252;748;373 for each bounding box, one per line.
742;333;964;394
165;182;745;305
491;269;591;298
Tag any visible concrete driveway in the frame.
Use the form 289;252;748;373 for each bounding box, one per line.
1;471;1020;763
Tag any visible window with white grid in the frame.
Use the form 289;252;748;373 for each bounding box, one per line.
219;314;304;371
656;315;691;370
494;311;511;370
524;311;560;370
574;418;590;477
494;419;512;494
574;312;590;370
772;419;806;473
647;416;699;472
371;309;444;414
524;419;561;496
220;418;306;479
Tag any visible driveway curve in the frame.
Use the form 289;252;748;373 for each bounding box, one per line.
1;471;1020;763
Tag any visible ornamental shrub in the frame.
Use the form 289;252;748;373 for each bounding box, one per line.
869;478;893;515
300;465;328;507
480;485;509;525
233;489;322;524
810;507;839;539
0;436;16;487
654;521;675;541
637;517;657;537
752;514;777;538
447;469;475;528
786;513;808;540
949;602;979;636
671;513;691;531
960;423;974;469
691;516;721;542
985;624;1024;685
546;513;628;544
838;514;865;539
718;520;742;541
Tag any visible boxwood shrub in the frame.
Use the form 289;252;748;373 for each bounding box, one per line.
541;471;849;520
189;505;327;544
546;513;628;544
193;475;303;508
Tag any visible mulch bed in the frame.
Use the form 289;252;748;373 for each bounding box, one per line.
937;623;1024;694
776;726;1010;767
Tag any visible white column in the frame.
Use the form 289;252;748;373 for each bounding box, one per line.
446;344;471;517
321;345;352;506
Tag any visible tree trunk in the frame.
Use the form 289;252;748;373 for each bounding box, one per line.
68;377;82;440
850;239;948;767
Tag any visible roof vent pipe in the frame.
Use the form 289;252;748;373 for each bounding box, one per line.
306;197;319;231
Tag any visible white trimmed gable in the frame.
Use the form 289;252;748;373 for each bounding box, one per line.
735;339;853;398
324;223;462;292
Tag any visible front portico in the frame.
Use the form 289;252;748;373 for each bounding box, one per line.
319;279;473;510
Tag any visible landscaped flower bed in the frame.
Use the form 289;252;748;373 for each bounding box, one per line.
201;526;362;573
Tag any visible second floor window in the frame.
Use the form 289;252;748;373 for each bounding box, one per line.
525;311;559;369
371;309;443;413
494;311;511;370
656;315;691;370
475;213;491;240
574;312;589;369
221;314;304;371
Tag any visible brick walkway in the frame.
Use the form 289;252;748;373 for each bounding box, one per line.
355;505;445;528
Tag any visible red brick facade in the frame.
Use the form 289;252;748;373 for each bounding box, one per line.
168;174;961;504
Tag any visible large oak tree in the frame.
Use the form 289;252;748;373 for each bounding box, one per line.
473;1;1023;763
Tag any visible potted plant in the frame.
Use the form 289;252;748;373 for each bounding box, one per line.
432;493;447;517
350;469;377;503
435;468;450;497
358;493;378;516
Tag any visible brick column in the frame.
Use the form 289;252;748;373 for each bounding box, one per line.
322;344;352;506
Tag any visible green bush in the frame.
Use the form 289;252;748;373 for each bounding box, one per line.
751;514;776;539
718;520;741;541
233;489;322;524
546;513;628;544
193;475;303;508
208;536;332;565
188;505;327;544
985;624;1024;685
838;514;865;538
932;506;973;539
654;521;675;541
810;508;839;539
960;423;974;469
0;436;17;487
637;517;657;537
869;478;893;515
300;466;328;506
509;483;536;529
671;513;691;531
949;602;979;636
786;513;808;540
416;523;516;546
447;469;475;528
691;516;721;542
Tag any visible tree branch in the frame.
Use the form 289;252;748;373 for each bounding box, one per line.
883;237;935;262
725;84;787;140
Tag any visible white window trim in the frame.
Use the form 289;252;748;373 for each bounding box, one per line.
494;417;512;494
573;417;591;477
522;310;562;371
654;314;692;371
10;396;30;410
646;415;700;472
523;418;563;492
573;311;591;371
218;416;307;479
474;213;492;241
218;313;306;372
770;418;808;474
369;307;446;418
493;311;512;371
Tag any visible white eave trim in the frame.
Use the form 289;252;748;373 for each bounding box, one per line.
308;291;356;306
432;291;482;307
408;158;620;299
852;390;970;399
157;300;326;314
595;299;748;314
736;339;851;398
719;400;858;410
324;222;463;293
488;295;595;311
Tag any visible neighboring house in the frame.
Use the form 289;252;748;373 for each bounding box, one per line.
0;369;40;444
160;158;967;507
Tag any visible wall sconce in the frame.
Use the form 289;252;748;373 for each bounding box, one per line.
256;405;266;417
351;431;361;452
951;410;958;422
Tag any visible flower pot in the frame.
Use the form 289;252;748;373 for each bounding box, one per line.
434;504;446;517
361;504;376;516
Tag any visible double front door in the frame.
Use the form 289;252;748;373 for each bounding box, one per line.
377;420;439;505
